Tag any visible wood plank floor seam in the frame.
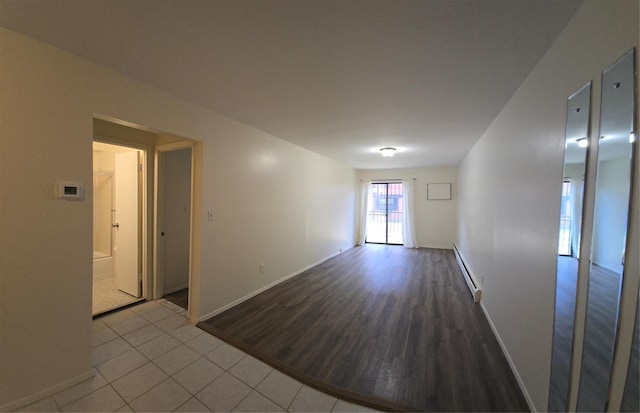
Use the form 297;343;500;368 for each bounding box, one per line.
198;245;529;412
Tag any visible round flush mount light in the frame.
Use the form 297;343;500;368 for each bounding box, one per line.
576;137;588;148
380;147;396;157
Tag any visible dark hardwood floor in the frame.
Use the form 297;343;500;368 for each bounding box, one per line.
164;288;188;310
198;245;529;412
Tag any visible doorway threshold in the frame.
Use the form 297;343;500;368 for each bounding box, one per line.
92;297;145;319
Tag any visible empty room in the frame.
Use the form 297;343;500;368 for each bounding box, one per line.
0;1;638;412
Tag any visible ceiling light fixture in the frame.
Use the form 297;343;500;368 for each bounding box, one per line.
380;147;396;157
576;138;588;148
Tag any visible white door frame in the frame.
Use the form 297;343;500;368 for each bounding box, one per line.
154;141;195;318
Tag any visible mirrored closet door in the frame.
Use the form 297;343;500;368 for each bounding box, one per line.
576;49;636;412
549;48;638;413
549;82;591;412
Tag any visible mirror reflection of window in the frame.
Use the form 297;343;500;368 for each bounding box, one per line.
558;181;572;256
577;48;636;412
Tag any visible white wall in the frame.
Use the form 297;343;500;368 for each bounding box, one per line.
0;27;357;407
358;167;457;249
93;150;114;257
93;149;115;172
563;162;585;180
592;158;631;274
456;1;638;411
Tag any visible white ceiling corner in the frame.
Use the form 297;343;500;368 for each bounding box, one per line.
0;0;584;169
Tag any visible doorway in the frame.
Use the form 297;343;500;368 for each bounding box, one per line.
366;182;403;244
92;116;201;322
92;141;144;315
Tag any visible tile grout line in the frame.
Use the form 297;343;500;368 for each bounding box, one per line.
250;366;285;411
32;300;363;413
92;305;214;412
92;303;179;411
219;353;270;413
286;381;305;412
112;320;194;406
108;301;233;411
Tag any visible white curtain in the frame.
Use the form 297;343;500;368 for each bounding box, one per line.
356;180;370;245
402;178;419;248
570;179;584;258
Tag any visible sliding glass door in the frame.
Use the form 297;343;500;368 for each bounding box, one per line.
366;182;403;244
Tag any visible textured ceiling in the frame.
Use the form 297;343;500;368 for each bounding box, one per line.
0;0;584;169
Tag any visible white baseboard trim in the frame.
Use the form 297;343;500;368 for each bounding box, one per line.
419;244;454;250
479;301;536;412
452;243;482;302
451;244;534;411
1;369;94;412
199;246;354;322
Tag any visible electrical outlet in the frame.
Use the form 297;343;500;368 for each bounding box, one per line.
260;263;264;274
207;211;214;221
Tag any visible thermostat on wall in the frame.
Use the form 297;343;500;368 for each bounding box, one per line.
55;181;84;200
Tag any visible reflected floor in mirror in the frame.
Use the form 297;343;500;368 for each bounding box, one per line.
550;258;622;412
549;256;578;412
577;264;622;412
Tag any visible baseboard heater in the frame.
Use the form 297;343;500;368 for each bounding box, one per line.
452;244;482;303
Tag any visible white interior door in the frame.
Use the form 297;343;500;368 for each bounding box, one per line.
114;151;140;297
161;148;192;295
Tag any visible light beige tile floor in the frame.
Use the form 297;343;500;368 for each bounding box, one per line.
16;299;376;413
92;277;143;316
